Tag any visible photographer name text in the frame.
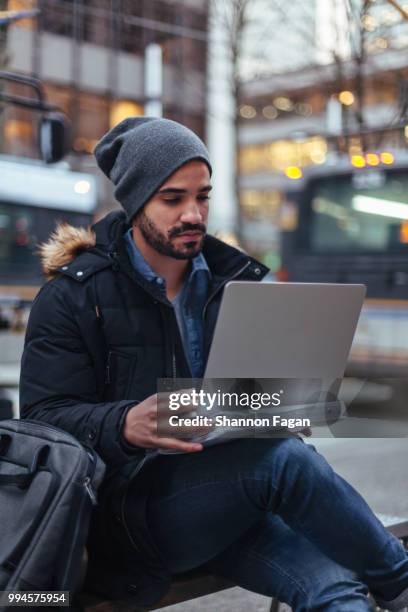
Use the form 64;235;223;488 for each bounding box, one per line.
168;415;311;429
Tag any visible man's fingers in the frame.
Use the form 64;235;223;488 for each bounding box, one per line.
157;400;200;415
157;388;201;414
159;402;198;415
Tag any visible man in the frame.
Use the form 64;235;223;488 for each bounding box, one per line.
20;117;408;611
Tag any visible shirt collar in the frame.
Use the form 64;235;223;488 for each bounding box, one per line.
124;228;210;285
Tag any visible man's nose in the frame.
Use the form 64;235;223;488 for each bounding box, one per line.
180;200;203;223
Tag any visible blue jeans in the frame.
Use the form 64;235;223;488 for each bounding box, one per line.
126;438;408;611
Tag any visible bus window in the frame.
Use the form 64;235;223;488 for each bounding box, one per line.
308;170;408;253
0;158;97;291
0;204;37;281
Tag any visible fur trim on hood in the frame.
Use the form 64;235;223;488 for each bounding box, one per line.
38;223;96;278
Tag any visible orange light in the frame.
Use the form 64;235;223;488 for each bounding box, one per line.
400;221;408;244
380;151;394;165
110;100;144;128
366;153;380;166
351;155;366;168
338;90;354;106
285;166;303;180
4;119;33;140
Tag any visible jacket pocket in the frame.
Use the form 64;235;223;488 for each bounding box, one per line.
104;350;138;402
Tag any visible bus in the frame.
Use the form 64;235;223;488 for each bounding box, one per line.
0;155;97;302
280;153;408;379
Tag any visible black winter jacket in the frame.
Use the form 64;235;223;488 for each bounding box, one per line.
19;210;269;604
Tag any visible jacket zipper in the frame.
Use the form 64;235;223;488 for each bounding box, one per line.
202;260;252;321
172;350;177;380
105;350;112;384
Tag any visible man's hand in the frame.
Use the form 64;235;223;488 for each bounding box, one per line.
122;391;208;453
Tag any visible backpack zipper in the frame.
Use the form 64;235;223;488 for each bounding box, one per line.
83;475;98;505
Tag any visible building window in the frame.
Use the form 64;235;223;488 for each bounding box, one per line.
241;190;282;222
239;137;328;175
73;92;110;154
40;0;73;37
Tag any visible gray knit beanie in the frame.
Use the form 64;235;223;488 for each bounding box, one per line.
94;116;212;221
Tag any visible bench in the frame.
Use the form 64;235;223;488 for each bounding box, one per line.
79;571;235;611
78;515;408;612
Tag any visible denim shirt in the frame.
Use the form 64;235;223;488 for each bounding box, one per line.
124;229;211;377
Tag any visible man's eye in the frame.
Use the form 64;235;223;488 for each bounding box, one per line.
163;198;181;204
197;196;210;202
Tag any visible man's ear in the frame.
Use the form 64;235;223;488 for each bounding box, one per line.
131;208;143;227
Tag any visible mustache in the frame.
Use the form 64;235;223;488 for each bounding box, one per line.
168;223;207;239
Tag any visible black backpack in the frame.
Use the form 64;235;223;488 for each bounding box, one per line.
0;419;105;608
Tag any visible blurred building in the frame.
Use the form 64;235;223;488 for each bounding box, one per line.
235;0;408;266
1;0;209;213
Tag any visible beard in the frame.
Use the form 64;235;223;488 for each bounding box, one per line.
135;210;206;260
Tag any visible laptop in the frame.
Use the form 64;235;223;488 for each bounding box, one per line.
205;281;365;380
158;282;366;450
200;281;366;428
